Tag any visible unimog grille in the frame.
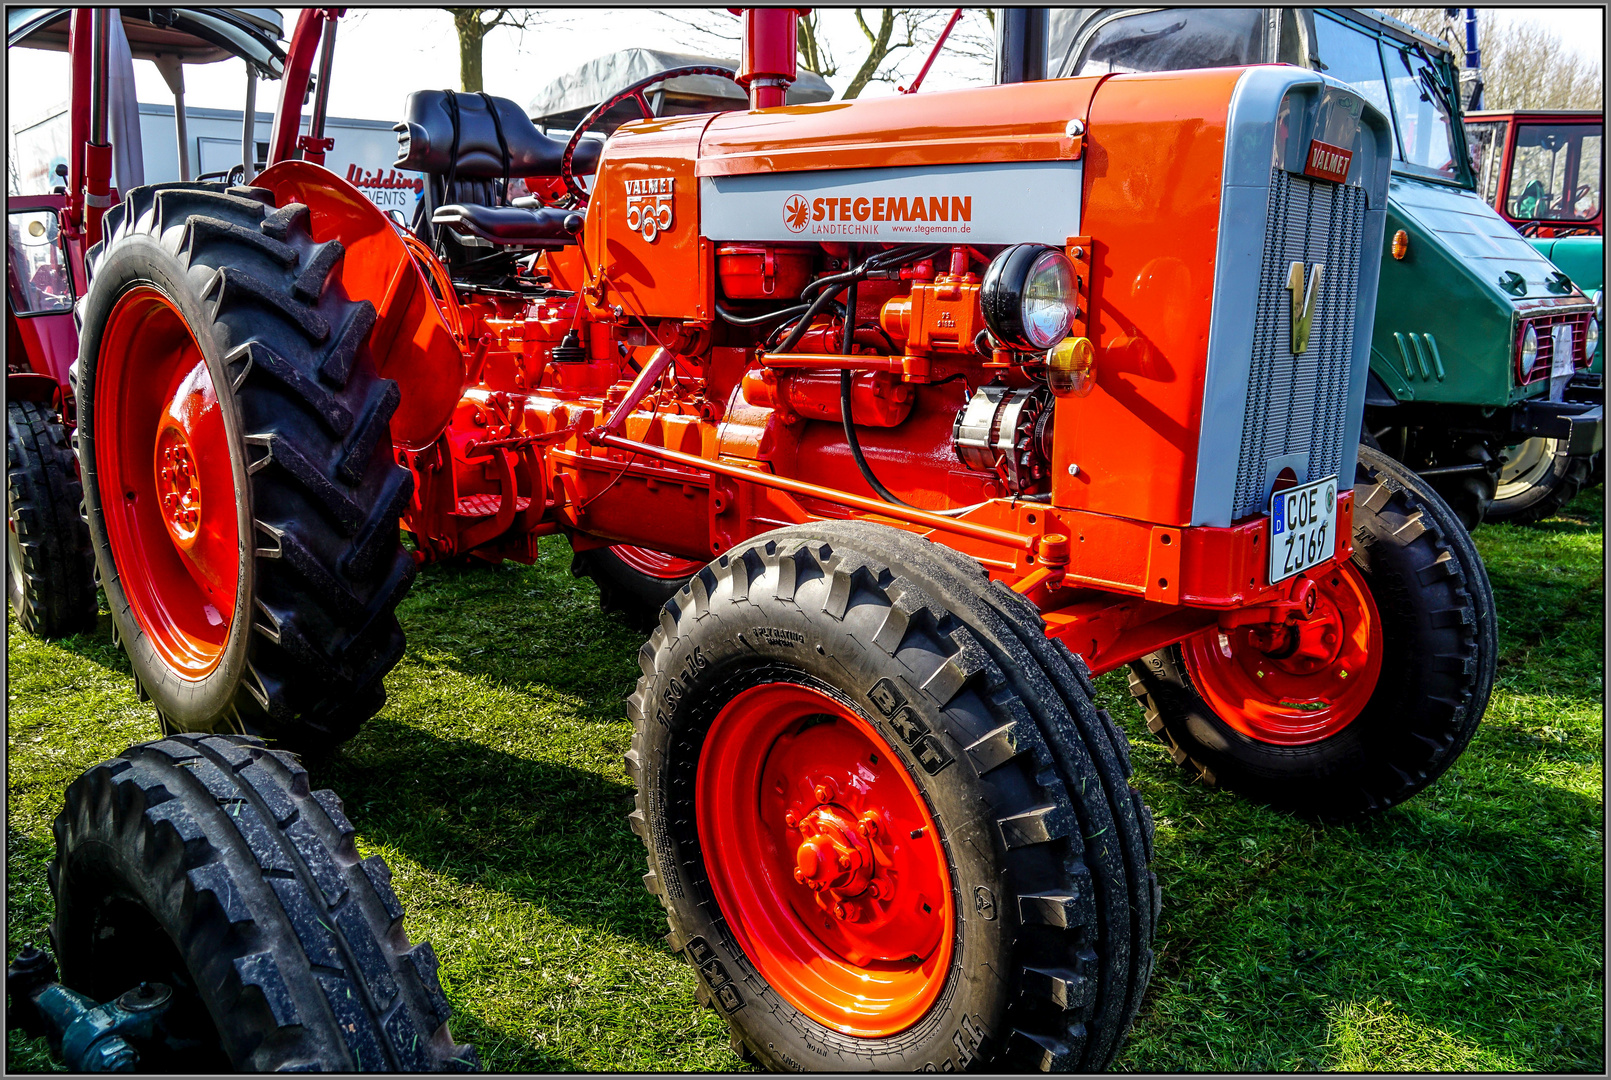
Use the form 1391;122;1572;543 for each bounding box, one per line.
1230;169;1369;521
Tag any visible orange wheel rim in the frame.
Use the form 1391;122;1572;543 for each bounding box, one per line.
1181;563;1383;746
96;287;240;676
696;682;955;1037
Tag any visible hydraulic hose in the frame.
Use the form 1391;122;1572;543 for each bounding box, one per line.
836;271;918;510
714;300;813;327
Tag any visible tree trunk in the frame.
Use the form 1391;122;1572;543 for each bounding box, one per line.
452;9;485;92
843;9;895;99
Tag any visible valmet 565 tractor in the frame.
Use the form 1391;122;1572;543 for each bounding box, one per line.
27;6;1496;1072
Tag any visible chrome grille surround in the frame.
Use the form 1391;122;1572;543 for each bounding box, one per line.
1189;68;1392;528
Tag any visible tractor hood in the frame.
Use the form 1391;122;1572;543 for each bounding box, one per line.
696;77;1096;176
1390;176;1587;304
691;77;1100;248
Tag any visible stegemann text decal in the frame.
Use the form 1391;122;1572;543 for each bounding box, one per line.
702;161;1082;246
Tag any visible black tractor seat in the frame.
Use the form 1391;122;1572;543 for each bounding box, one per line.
431;204;583;248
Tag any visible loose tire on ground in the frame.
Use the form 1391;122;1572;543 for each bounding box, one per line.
6;399;98;637
1485;436;1592;525
571;543;699;631
75;182;415;751
48;733;477;1071
628;521;1157;1071
1128;445;1496;823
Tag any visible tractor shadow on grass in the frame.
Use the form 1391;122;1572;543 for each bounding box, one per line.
305;715;660;941
302;717;679;1072
395;551;652;726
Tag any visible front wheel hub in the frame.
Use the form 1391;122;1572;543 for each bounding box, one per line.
697;681;954;1036
1183;561;1383;745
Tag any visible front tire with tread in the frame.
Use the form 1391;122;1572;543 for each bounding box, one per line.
1128;445;1496;822
629;521;1157;1071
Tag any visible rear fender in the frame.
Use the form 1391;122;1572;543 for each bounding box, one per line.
251;160;465;449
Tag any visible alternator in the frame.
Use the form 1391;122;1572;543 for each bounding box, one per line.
952;384;1054;494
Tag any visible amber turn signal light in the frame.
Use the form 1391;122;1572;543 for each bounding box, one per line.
1391;229;1409;260
1047;336;1096;396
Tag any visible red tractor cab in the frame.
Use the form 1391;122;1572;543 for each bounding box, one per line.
1465;109;1603;238
5;8;284;637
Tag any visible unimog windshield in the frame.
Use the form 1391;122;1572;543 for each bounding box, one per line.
1057;8;1471;186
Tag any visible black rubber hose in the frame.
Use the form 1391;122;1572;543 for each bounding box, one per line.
765;301;845;351
715;300;813;327
837;274;922;510
778;244;942;353
775;279;856;354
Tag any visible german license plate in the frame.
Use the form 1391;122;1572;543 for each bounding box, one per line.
1269;476;1337;584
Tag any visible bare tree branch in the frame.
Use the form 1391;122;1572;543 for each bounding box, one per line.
649;8;997;101
1385;9;1602;110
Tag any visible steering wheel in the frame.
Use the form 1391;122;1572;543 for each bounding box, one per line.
1561;183;1594;217
560;65;746;201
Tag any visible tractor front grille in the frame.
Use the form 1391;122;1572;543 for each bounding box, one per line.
1230;168;1368;521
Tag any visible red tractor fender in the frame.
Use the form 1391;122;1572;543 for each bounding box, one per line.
251;160;465;450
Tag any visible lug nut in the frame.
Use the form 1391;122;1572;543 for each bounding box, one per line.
833;903;846;920
784;811;798;829
813;780;836;803
837;855;851;870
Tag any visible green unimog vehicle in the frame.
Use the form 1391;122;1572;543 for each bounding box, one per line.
995;7;1603;527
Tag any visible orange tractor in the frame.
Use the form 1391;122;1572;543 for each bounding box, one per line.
52;7;1496;1071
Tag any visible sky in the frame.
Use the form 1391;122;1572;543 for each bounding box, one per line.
7;6;1604;130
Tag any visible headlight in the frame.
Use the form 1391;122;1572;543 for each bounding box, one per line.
981;244;1075;351
1594;289;1604;326
1518;322;1539;379
1585;315;1600;360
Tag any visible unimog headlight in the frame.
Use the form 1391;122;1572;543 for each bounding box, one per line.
1518;323;1539;380
981;245;1075;351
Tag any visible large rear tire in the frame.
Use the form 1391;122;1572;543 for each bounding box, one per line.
1128;445;1496;823
629;522;1157;1071
75;183;415;752
6;399;97;637
48;733;476;1071
1485;436;1591;524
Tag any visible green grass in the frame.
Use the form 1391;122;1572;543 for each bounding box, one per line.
7;491;1604;1072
